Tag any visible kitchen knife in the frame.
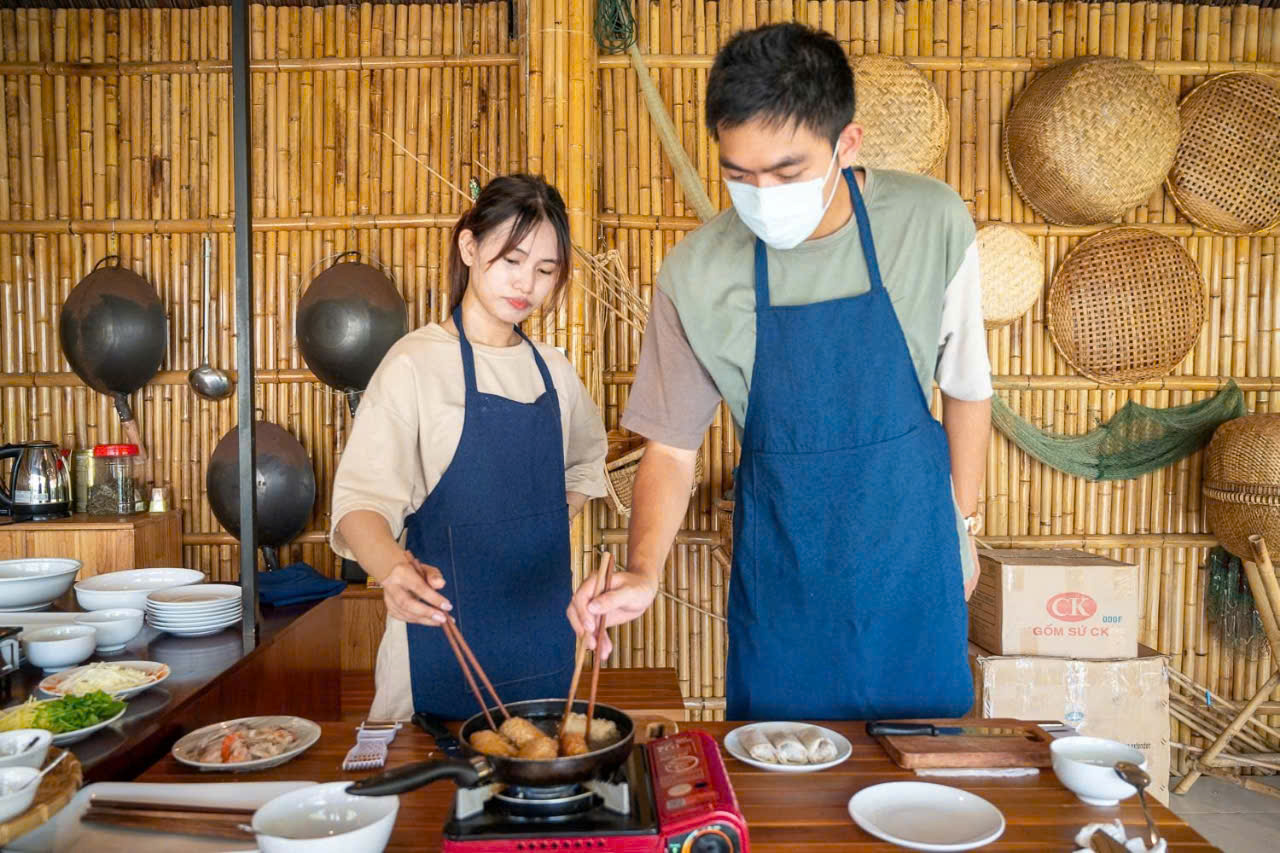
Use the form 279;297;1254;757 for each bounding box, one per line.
866;721;1038;740
413;711;465;757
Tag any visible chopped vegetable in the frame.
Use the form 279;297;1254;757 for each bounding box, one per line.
0;691;126;734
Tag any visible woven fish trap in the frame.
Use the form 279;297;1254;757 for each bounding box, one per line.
1003;57;1180;225
850;55;949;175
605;444;704;518
977;223;1044;328
1166;72;1280;236
1047;227;1205;384
1204;415;1280;560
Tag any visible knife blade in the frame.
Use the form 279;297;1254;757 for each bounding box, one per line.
865;721;1037;740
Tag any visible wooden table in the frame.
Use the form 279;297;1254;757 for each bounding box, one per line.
138;719;1214;851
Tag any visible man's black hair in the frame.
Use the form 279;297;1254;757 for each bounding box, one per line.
706;23;855;146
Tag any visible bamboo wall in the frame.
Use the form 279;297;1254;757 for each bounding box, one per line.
1;0;1278;774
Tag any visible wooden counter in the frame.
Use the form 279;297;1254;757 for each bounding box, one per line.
138;719;1213;851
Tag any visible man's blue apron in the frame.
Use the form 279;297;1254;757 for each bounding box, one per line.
405;306;572;718
726;167;973;720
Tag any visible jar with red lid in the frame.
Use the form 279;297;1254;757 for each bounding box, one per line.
87;444;140;515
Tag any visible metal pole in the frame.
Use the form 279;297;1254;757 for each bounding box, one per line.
231;0;258;650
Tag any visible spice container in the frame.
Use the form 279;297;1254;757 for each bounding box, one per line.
72;448;95;513
87;444;140;515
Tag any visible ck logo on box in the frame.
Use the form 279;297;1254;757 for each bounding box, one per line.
1047;592;1097;622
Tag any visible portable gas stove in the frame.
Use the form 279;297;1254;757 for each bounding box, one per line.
442;730;749;852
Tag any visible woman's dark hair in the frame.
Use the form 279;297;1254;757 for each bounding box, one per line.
447;174;572;313
705;23;855;146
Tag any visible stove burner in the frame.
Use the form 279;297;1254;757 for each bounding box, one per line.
500;783;584;800
492;785;597;819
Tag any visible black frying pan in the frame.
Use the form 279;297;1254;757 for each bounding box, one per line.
347;699;635;795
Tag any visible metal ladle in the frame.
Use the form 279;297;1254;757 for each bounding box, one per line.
1114;760;1160;849
188;237;234;400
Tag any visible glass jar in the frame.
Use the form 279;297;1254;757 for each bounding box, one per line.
87;444;140;515
72;449;95;514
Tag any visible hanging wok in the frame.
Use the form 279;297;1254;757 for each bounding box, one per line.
348;698;635;795
58;257;166;451
206;421;316;571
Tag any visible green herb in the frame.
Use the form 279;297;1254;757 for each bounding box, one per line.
33;690;125;734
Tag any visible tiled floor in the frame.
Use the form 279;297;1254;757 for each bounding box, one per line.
1169;775;1280;852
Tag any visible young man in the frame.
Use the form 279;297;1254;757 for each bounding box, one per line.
570;23;992;719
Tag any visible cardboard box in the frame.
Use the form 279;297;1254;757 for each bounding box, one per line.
972;548;1138;659
968;643;1170;805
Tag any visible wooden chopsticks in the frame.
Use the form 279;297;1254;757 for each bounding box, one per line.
82;800;255;840
560;551;614;740
442;616;510;729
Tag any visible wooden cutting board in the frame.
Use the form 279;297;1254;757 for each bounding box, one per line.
873;718;1054;769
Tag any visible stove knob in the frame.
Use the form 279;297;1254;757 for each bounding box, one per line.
682;827;735;853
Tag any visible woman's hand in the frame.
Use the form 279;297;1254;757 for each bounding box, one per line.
382;553;453;626
566;569;659;659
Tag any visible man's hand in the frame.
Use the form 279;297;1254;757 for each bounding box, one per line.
566;569;659;659
964;535;980;601
382;553;453;626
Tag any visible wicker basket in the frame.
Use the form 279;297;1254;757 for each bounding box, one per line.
605;444;704;518
1003;57;1180;225
1166;72;1280;236
0;748;83;845
1046;227;1205;384
976;223;1044;328
850;55;949;175
1204;415;1280;560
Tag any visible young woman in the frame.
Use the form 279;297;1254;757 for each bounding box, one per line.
331;175;607;721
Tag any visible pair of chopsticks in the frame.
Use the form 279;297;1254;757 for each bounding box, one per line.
441;615;511;730
559;551;614;741
82;800;254;840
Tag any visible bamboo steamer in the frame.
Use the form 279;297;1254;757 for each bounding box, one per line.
976;223;1044;328
850;55;949;175
1204;415;1280;561
1003;57;1180;225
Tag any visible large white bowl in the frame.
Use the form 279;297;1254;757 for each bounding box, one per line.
74;608;144;652
0;730;51;770
0;766;40;822
252;781;398;853
21;625;97;672
1051;736;1147;806
74;568;204;611
0;559;82;611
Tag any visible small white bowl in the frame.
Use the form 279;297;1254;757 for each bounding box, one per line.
74;568;204;612
0;558;82;611
21;625;97;672
0;766;41;822
252;781;398;853
1051;735;1147;806
74;608;144;652
0;730;51;770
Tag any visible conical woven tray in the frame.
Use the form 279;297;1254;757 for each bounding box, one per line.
1047;227;1205;384
977;223;1044;328
0;748;83;845
1204;415;1280;560
1004;57;1180;225
850;55;949;175
1167;72;1280;236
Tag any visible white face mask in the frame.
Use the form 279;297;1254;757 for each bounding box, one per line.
725;148;842;250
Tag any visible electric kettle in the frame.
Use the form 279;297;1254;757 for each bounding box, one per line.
0;441;72;521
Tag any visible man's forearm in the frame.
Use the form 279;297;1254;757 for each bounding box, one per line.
626;442;698;581
941;394;992;516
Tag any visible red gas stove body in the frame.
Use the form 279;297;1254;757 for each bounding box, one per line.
441;730;749;852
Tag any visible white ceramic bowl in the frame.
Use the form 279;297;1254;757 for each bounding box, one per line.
74;608;144;652
0;766;41;822
0;730;51;770
21;625;97;672
0;559;82;611
252;781;398;853
1051;736;1148;806
74;568;204;611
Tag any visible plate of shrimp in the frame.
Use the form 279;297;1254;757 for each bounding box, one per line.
171;714;322;772
467;711;624;760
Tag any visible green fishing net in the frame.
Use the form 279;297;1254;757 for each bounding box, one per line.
1205;546;1267;653
990;380;1245;482
594;0;637;53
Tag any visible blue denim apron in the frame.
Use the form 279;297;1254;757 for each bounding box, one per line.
405;306;572;717
726;168;973;720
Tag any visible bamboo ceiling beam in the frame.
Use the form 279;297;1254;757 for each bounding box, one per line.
596;54;1280;75
0;54;518;76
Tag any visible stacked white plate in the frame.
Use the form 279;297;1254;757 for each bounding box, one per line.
145;584;243;637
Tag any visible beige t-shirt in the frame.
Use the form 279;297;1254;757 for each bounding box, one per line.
330;322;608;720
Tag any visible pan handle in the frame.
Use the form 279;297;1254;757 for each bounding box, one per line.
329;250;361;269
346;758;483;797
93;255;121;271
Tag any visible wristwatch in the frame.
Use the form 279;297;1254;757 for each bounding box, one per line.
963;512;983;536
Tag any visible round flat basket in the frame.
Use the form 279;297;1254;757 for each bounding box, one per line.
1204;415;1280;560
606;445;703;518
850;55;949;175
977;223;1044;328
0;748;83;845
1047;227;1205;384
1004;57;1180;225
1167;72;1280;235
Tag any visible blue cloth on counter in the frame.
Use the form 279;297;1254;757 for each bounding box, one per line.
257;561;346;607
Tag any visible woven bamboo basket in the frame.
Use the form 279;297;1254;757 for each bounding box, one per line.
1204;415;1280;561
976;223;1044;328
1047;227;1206;384
1167;72;1280;236
0;748;83;845
1003;57;1180;225
850;55;949;175
605;444;704;518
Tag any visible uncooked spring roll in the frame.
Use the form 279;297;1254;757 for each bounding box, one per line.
766;729;807;765
738;728;778;763
796;726;838;763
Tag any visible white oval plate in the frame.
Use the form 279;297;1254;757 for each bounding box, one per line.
147;613;242;629
49;704;129;746
848;782;1005;851
38;661;171;700
75;568;205;593
147;599;240;613
146;605;242;622
147;584;241;606
723;722;852;773
172;715;321;772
